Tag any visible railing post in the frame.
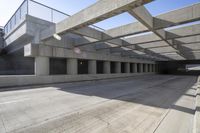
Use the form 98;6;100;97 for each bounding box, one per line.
51;9;53;22
27;0;29;14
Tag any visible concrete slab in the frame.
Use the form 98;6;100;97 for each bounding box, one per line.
0;75;196;133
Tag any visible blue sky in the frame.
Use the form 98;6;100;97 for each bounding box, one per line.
0;0;200;29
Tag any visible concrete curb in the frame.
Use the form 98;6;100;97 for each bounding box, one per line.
193;77;200;133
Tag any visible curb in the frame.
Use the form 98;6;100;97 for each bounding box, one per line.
193;77;200;133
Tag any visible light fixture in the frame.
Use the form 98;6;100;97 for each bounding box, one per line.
53;33;62;40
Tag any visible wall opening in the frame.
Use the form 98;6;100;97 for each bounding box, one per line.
148;64;150;72
97;60;104;74
50;58;67;75
143;64;146;72
121;62;125;73
137;63;141;73
110;61;116;73
78;59;88;74
130;63;133;73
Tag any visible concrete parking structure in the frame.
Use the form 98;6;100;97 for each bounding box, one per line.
0;0;200;132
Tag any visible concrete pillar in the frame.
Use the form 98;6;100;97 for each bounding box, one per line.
152;64;155;72
35;57;49;76
88;60;96;74
140;63;143;73
67;58;77;75
133;63;137;73
145;64;148;73
149;64;152;72
115;62;121;73
103;61;110;74
125;62;130;73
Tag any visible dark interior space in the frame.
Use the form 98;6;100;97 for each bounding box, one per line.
148;64;150;72
157;60;200;75
78;59;88;74
143;64;145;72
121;62;125;73
137;63;141;73
97;60;104;74
110;62;116;73
0;48;34;75
50;58;67;75
130;63;133;73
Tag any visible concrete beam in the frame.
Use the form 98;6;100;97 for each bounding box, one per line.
73;25;169;61
40;0;153;40
73;27;129;47
154;3;200;29
128;6;187;59
105;23;200;60
107;3;200;38
24;43;155;64
77;3;200;44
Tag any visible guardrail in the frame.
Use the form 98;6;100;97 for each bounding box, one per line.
4;0;104;35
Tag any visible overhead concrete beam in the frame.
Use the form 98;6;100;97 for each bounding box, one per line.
24;43;155;63
105;3;200;39
73;27;128;47
109;46;168;60
77;3;200;45
71;19;168;60
154;3;200;29
105;22;148;38
100;23;200;59
64;3;200;60
40;0;153;40
73;27;167;60
128;6;187;59
123;24;200;45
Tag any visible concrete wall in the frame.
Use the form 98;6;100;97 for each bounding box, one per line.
0;48;34;75
0;28;4;48
0;14;156;87
0;73;155;88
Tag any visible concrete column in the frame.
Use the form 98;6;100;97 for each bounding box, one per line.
145;64;148;73
149;64;152;72
67;58;78;75
152;64;155;72
125;62;130;73
103;61;110;74
88;60;96;74
133;63;137;73
115;62;121;73
140;63;143;73
35;57;49;76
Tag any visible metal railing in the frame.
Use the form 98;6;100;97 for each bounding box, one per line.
4;0;104;35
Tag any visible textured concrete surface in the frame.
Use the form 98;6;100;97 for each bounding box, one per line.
0;75;196;133
0;73;154;88
193;81;200;133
